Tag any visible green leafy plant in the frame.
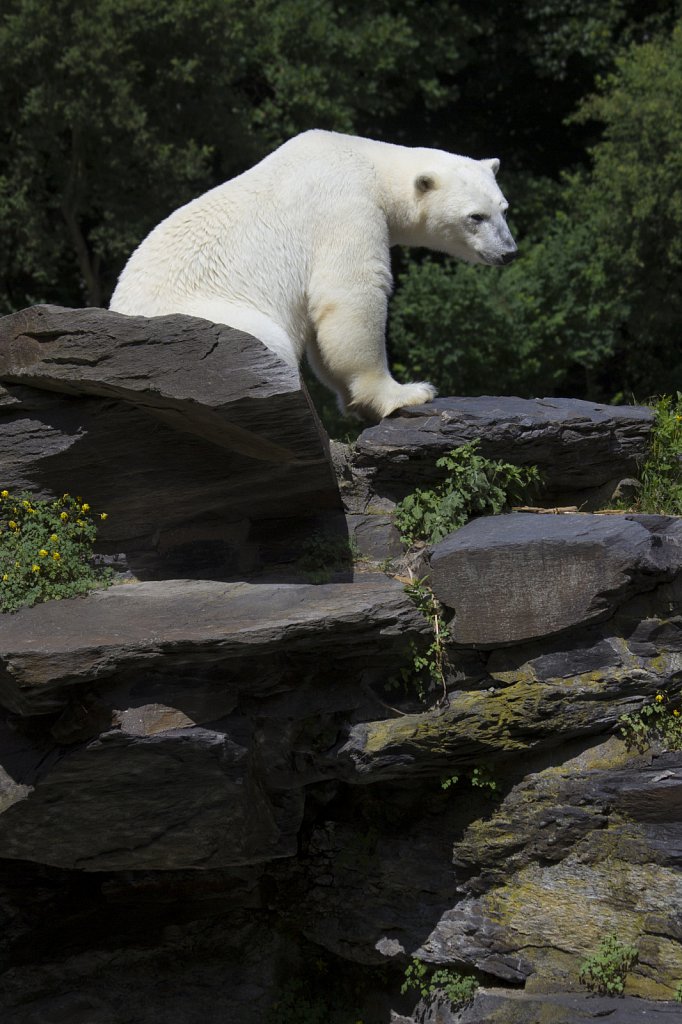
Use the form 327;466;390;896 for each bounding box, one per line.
441;763;500;795
394;441;540;546
401;958;478;1010
675;981;682;1002
397;577;451;704
401;958;430;999
578;933;638;996
470;765;500;794
0;489;112;613
618;691;682;753
626;394;682;515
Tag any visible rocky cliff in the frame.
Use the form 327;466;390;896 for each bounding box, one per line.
0;306;680;1024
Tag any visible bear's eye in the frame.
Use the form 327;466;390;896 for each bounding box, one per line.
469;214;488;224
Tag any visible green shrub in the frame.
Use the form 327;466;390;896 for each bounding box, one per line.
401;958;478;1010
0;489;112;613
627;394;682;515
578;933;638;996
618;691;682;753
394;441;540;546
675;980;682;1002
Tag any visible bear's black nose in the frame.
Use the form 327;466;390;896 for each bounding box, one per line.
500;249;518;265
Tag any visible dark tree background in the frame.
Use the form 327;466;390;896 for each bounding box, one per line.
1;0;680;432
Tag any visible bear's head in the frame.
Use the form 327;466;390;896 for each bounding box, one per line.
410;153;518;266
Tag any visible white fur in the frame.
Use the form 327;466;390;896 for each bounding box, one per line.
110;130;516;420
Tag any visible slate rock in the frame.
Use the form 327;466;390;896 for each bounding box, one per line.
429;513;682;647
0;304;330;462
0;722;300;871
0;576;425;715
0;861;281;1024
0;576;427;869
416;741;682;996
450;989;682;1023
299;740;682;1000
352;396;654;505
0;305;341;576
330;616;682;783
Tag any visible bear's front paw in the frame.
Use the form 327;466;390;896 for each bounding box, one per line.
350;377;437;421
390;380;437;413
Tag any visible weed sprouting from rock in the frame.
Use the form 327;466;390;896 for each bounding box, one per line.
401;957;478;1009
618;691;682;752
394;440;540;546
578;933;638;996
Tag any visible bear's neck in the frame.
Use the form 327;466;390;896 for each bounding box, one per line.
353;140;422;247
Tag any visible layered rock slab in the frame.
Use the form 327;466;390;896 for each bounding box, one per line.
417;741;682;997
394;989;682;1023
0;305;341;576
0;577;426;870
429;512;682;646
0;576;423;715
298;741;682;998
348;396;653;509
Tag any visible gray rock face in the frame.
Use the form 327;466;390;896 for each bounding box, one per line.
0;576;425;869
350;396;653;508
0;576;424;716
417;744;682;995
429;512;682;646
2;307;681;1023
428;989;682;1023
0;305;340;576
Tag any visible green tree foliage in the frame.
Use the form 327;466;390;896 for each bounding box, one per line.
0;0;257;309
390;20;682;403
0;0;469;314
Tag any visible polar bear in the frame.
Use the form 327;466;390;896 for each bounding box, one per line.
110;130;517;421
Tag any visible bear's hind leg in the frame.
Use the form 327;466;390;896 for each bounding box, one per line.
305;334;353;414
180;297;300;368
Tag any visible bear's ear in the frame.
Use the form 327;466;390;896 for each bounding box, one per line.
481;158;500;177
415;173;437;194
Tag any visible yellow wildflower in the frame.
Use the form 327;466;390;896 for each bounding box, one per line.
0;490;8;498
655;693;664;703
8;521;17;530
50;534;59;542
674;710;680;718
31;564;40;573
100;512;108;520
52;551;61;561
38;549;48;558
22;500;32;509
60;511;68;521
2;574;8;582
80;503;90;512
76;519;86;527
